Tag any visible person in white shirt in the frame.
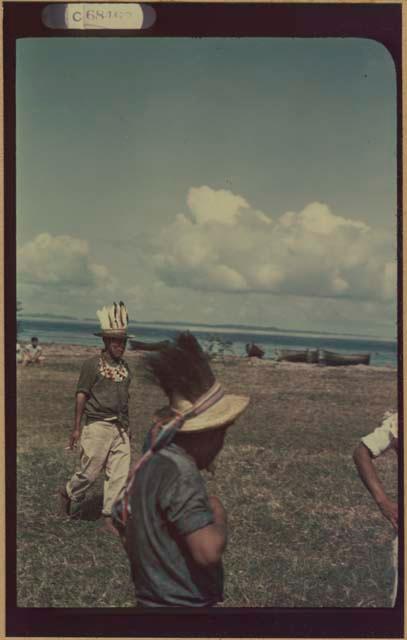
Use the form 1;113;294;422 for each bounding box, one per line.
23;336;44;366
353;412;398;606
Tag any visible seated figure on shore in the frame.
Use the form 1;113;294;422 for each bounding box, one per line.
112;332;250;607
353;411;398;606
23;336;45;366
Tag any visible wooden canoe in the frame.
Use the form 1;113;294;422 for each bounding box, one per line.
275;348;318;363
318;349;371;366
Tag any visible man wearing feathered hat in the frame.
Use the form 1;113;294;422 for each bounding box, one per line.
112;332;249;607
59;302;133;536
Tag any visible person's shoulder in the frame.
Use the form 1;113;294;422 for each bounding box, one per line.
153;447;203;506
158;445;199;478
138;448;183;490
81;354;101;369
361;411;398;457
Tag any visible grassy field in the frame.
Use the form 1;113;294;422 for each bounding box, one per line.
16;350;398;608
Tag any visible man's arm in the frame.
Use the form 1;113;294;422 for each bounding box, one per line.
353;441;398;531
69;357;97;449
69;392;88;449
184;495;227;567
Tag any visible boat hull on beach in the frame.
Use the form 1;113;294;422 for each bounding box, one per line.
275;348;319;363
275;348;371;366
318;349;371;366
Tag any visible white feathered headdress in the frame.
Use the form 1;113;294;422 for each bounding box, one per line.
94;301;134;338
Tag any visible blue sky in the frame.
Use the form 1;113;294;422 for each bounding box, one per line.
16;37;397;336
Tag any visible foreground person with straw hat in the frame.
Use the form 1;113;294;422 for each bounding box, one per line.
59;302;133;536
112;332;249;607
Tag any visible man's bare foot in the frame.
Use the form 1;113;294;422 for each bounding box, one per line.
58;487;71;515
58;487;82;519
99;516;120;537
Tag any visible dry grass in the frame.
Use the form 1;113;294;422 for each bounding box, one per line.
16;350;398;607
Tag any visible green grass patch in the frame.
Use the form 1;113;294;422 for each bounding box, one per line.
16;357;398;607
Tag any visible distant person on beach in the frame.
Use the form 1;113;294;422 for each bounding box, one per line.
22;336;44;366
353;411;398;606
59;302;133;536
112;332;249;607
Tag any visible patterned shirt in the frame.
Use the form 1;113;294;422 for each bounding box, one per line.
76;352;131;428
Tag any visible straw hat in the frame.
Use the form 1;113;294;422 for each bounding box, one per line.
94;301;135;339
171;392;249;432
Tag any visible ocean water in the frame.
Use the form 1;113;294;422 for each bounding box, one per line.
17;318;398;368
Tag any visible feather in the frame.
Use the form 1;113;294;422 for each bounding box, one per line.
97;302;129;331
97;306;111;330
119;301;127;328
107;305;114;329
144;331;215;402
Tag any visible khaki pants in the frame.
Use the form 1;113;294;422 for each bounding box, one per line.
66;420;131;516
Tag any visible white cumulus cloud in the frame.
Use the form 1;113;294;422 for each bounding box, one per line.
152;186;396;303
18;233;116;292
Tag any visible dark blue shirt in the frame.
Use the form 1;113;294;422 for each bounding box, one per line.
126;443;224;607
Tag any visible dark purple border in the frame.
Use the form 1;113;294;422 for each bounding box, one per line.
4;3;403;637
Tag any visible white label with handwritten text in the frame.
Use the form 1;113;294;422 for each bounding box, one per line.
65;4;146;29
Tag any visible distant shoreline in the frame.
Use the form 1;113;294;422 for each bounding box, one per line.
19;314;396;344
19;341;397;371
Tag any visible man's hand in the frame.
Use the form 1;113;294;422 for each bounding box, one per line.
69;428;81;450
69;392;87;450
378;498;398;531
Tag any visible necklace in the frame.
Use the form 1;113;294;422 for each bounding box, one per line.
98;354;128;382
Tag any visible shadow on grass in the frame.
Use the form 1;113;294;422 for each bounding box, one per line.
77;493;104;521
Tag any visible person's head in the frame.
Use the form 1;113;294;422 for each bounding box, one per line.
173;424;230;470
31;336;38;346
145;332;249;467
103;336;127;361
94;301;133;355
